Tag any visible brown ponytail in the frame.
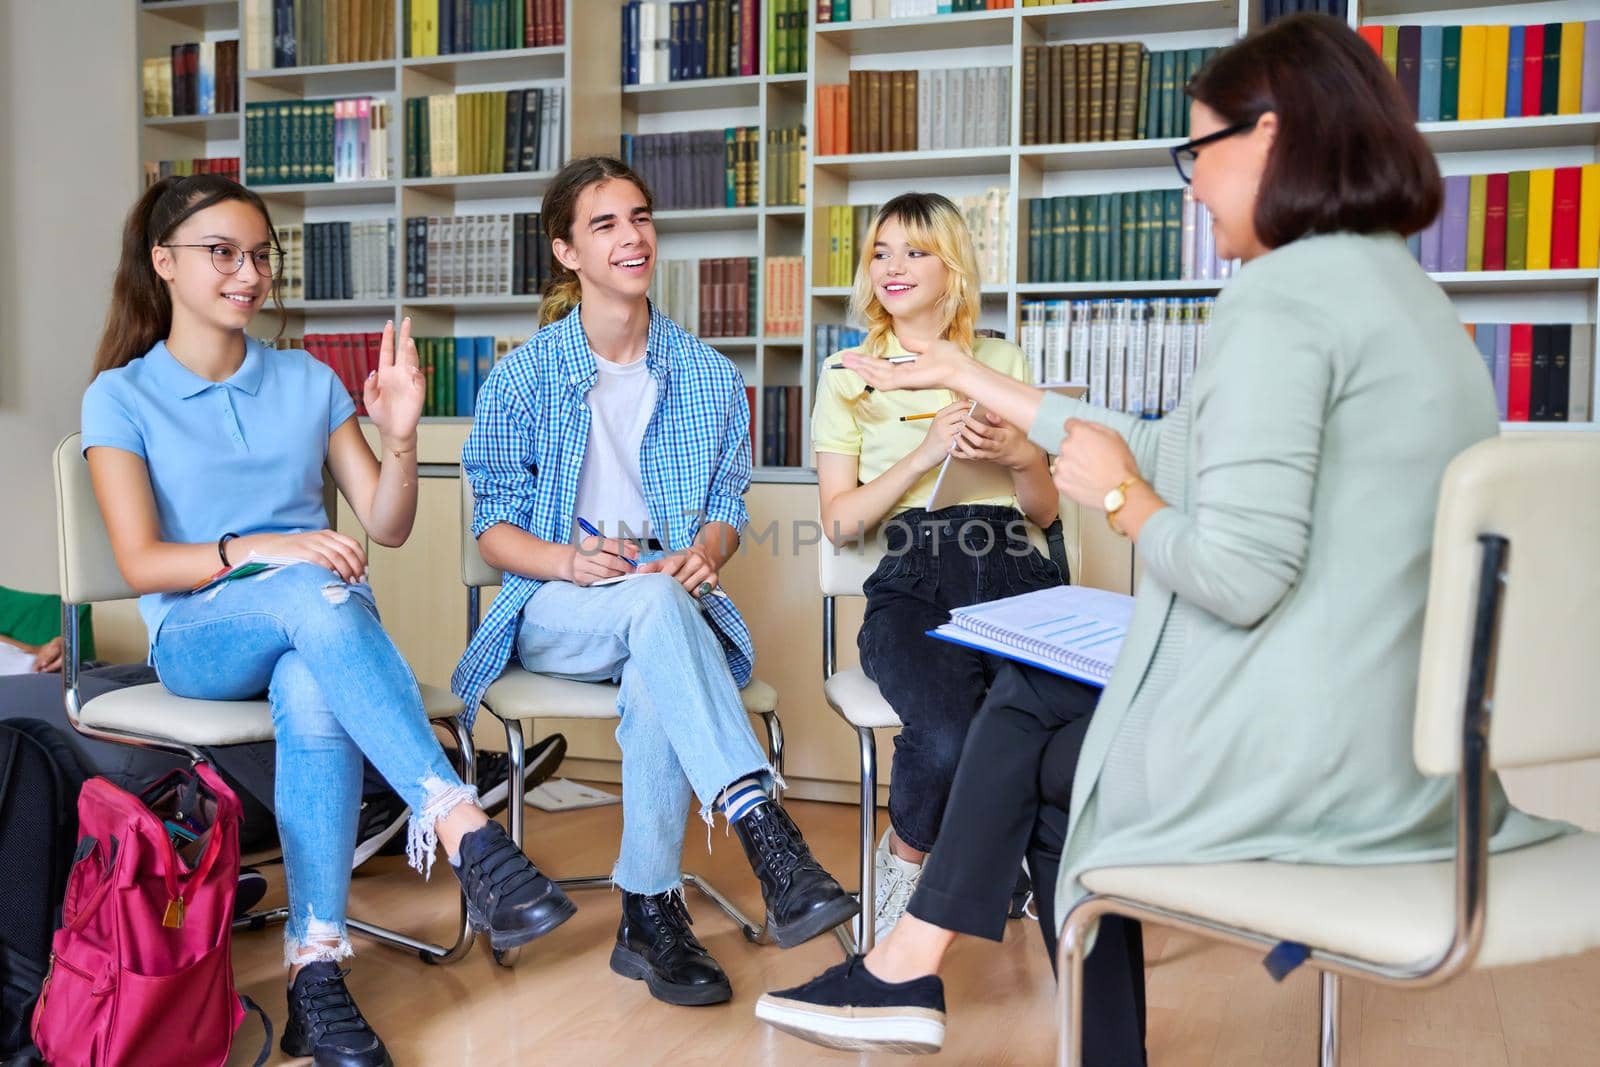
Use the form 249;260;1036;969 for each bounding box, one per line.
93;175;285;376
538;156;655;327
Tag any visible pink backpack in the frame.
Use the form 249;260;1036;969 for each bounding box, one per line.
31;763;268;1067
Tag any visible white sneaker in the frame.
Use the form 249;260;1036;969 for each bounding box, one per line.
873;829;922;944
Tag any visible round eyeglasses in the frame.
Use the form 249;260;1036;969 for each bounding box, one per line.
160;242;285;278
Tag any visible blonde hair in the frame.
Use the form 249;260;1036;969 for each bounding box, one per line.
849;192;980;358
538;156;656;327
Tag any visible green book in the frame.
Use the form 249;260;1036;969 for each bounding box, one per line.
510;0;525;51
418;341;432;418
1440;26;1461;122
1505;170;1530;272
1135;190;1154;281
1096;193;1116;283
1465;173;1487;271
1081;196;1099;284
1155;51;1171;140
275;103;291;184
419;97;432;178
1136;52;1151;140
1163;189;1182;280
1118;194;1135;281
1061;196;1078;283
1028;199;1044;283
1183;50;1205;135
246;103;263;184
442;338;456;417
832;0;849;23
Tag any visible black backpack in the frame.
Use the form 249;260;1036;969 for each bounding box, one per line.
0;719;87;1062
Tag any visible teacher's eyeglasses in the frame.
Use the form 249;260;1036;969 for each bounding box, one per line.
159;242;285;278
1169;118;1260;185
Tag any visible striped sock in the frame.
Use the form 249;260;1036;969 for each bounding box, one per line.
717;776;769;824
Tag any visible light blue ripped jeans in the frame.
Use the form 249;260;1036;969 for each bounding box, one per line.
151;563;477;965
514;570;774;894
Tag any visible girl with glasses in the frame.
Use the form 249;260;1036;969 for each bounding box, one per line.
759;15;1565;1060
82;174;566;1066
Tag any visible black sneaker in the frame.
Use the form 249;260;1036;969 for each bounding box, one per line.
732;802;860;948
476;733;567;819
281;961;392;1067
755;955;946;1054
234;866;268;920
451;819;576;951
351;792;410;869
609;890;732;1007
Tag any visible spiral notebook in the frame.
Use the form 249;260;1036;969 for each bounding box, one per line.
928;585;1134;688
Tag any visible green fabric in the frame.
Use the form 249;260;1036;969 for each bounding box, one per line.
0;586;94;661
1026;232;1569;930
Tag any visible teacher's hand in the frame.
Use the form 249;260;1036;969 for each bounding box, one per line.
840;337;973;392
1052;419;1140;509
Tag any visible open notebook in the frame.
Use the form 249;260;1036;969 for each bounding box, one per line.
928;584;1134;688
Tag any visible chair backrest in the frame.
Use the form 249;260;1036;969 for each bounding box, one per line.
459;474;501;589
1414;434;1600;775
54;434;135;606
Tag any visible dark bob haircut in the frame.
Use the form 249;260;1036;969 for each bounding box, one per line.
1187;13;1441;249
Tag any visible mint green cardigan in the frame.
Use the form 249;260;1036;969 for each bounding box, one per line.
1028;232;1565;925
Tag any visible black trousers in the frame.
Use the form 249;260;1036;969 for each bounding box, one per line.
907;662;1148;1067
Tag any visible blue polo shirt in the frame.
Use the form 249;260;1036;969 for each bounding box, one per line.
81;337;356;647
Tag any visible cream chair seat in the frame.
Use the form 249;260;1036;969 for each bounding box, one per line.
1054;435;1600;1067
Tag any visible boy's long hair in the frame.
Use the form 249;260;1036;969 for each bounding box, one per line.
538;156;656;327
850;192;980;358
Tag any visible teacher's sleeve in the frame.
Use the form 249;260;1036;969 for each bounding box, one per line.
1027;388;1168;476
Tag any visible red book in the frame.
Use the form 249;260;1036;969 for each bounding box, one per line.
1358;26;1384;57
524;0;536;47
818;86;835;155
740;0;757;76
745;386;757;464
1522;25;1545;118
1507;323;1533;421
1482;172;1508;271
816;0;831;23
1550;166;1581;269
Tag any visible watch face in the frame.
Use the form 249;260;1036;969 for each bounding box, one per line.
1104;486;1126;513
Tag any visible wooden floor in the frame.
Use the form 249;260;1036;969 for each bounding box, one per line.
228;797;1600;1066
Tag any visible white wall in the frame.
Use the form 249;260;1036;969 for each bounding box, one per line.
0;0;138;591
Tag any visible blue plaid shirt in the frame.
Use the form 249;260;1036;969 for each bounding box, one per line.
451;304;755;726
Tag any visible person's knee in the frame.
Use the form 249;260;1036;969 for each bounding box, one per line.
625;572;696;616
268;654;341;739
900;715;971;788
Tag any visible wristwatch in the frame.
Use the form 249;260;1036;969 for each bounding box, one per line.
1104;478;1139;535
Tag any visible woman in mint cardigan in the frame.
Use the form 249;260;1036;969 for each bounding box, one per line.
756;14;1565;1061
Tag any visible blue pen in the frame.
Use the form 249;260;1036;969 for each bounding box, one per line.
576;517;638;568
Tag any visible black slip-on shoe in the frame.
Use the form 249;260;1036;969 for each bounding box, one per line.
451;819;576;951
281;961;393;1067
732;802;860;948
755;955;946;1055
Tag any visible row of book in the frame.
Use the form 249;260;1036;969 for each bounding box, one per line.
820;67;1012;156
291;332;523;418
142;41;240;118
812;324;867;376
403;89;564;178
619;127;761;210
754;386;805;467
404;0;565;57
1020;45;1219;147
766;126;808;207
404;214;550;299
649;258;758;338
298;333;386;416
276;221;397;302
244;0;394;70
244;99;393;185
764;258;806;336
1467;322;1593;423
1026;189;1238;285
1361;21;1599;123
1263;0;1346;23
620;0;762;84
1020;297;1215;417
1413;166;1600;274
816;0;1013;17
143;158;241;186
767;0;809;75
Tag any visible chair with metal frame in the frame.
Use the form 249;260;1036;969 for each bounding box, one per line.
53;433;480;965
457;475;802;966
1053;434;1600;1067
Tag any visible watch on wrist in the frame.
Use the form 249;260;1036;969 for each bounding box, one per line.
1104;479;1139;536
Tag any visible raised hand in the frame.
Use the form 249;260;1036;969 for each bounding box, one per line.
364;318;425;444
839;336;973;392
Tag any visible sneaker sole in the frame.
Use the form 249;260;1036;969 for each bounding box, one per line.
609;944;732;1006
466;891;578;952
351;806;411;869
281;1024;395;1065
755;995;944;1054
766;893;862;950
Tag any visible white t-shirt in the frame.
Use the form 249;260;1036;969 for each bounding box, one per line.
573;354;657;542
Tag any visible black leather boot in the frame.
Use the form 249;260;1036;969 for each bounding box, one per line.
281;961;392;1067
732;803;860;949
451;820;577;951
609;890;733;1006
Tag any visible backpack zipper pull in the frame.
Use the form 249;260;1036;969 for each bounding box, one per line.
162;895;185;928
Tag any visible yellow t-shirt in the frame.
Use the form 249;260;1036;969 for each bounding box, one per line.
811;333;1031;516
